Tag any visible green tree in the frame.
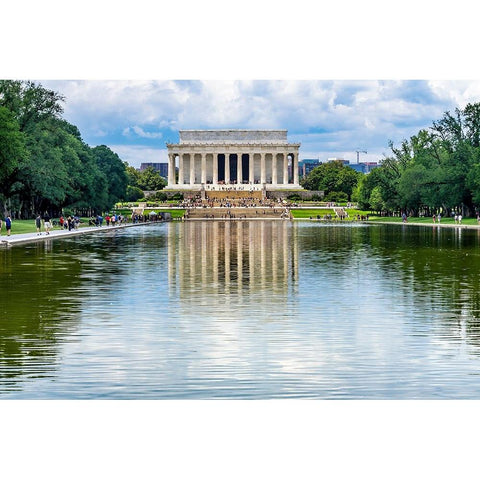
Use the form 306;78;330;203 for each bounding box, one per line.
337;167;361;199
0;106;26;214
125;163;141;187
355;166;392;211
92;145;128;207
0;80;65;132
301;161;360;200
0;80;122;217
397;164;428;215
369;186;385;213
137;166;167;191
126;185;144;202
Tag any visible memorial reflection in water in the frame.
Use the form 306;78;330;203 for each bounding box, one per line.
4;223;480;399
167;220;298;312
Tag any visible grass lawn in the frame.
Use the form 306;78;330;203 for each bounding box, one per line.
368;215;480;226
0;218;93;235
291;209;335;218
144;209;185;219
291;208;370;219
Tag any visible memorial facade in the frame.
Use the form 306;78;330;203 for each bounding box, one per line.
165;130;301;191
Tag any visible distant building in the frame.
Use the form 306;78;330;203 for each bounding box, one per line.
348;162;380;174
327;158;350;165
298;158;320;178
139;162;169;178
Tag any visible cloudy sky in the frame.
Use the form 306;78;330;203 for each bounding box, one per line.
40;79;480;169
4;1;479;171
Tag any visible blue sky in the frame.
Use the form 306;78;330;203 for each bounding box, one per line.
40;79;480;169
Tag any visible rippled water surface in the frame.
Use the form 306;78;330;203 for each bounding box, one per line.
2;221;480;399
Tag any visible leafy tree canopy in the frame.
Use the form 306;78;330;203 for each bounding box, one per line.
301;161;360;200
0;81;127;217
137;166;167;191
356;102;480;216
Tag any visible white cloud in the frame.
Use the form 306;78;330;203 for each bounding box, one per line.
428;80;480;108
122;126;163;139
108;145;167;169
39;79;480;166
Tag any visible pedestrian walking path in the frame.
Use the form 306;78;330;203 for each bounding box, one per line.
0;223;146;247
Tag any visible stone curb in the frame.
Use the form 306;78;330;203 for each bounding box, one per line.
0;222;152;247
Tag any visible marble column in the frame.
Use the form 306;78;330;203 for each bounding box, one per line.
249;154;254;184
201;153;206;185
260;152;266;185
283;152;289;185
237;153;242;185
178;153;184;185
190;153;195;185
293;152;299;185
225;153;230;184
272;153;277;186
213;153;219;185
168;153;175;186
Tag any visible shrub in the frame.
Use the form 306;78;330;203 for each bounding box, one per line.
324;191;348;203
126;185;144;202
287;193;302;201
148;191;168;202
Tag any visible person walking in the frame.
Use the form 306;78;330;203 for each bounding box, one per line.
5;215;12;236
43;212;51;235
35;214;42;235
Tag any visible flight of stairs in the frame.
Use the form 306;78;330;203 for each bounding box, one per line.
184;207;289;220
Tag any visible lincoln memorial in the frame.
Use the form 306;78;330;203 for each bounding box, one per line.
165;129;301;191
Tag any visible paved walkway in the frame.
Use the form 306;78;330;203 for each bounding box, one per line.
370;220;480;230
0;223;147;247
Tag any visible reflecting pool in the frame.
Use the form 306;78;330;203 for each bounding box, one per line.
1;221;480;398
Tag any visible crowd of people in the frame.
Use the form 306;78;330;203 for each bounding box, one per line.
181;195;285;210
203;183;263;191
0;212;137;238
87;213;128;227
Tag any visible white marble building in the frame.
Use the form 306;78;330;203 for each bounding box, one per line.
165;130;301;190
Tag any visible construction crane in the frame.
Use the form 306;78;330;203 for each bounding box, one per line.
356;150;367;164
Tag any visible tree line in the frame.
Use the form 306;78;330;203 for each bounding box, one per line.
302;102;480;217
0;80;166;219
4;81;479;219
